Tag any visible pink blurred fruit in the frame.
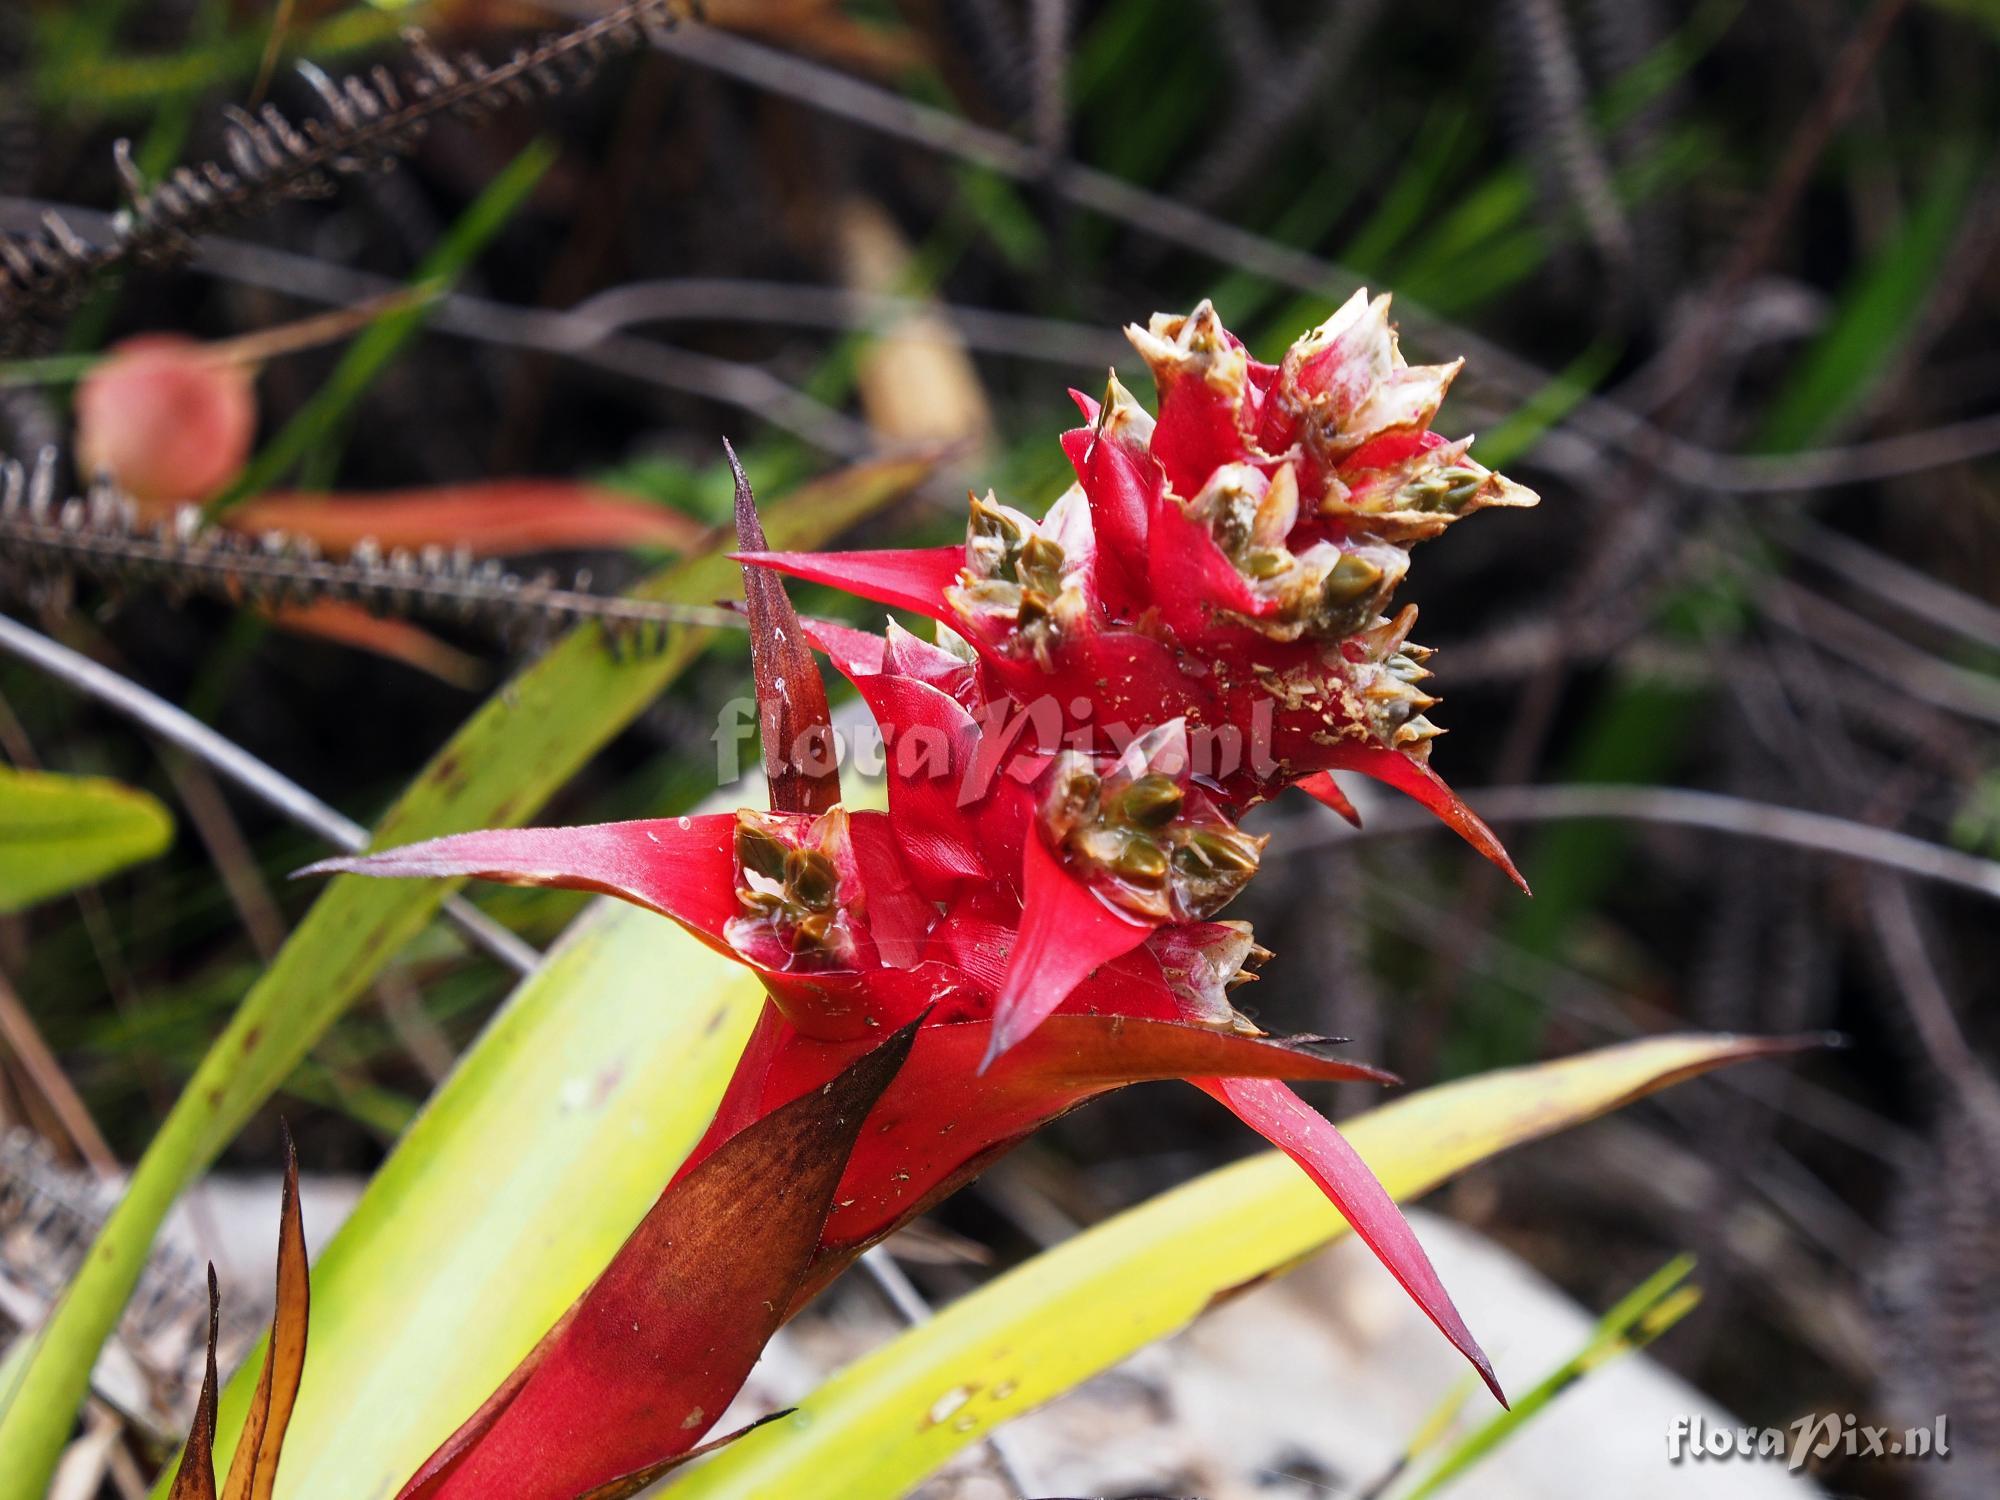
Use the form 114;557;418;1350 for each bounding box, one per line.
76;335;256;506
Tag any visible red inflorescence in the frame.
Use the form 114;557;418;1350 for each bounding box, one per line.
312;294;1536;1496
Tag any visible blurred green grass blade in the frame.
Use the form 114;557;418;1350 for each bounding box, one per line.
0;765;174;914
1068;0;1162;105
1599;0;1742;124
1251;107;1473;356
276;1059;421;1141
1398;1256;1701;1499
1757;142;1985;452
209;139;555;515
0;456;928;1500
1358;1375;1477;1499
153;899;765;1499
33;5;407;113
1341;106;1476;277
130;0;232;183
1209;155;1375;330
664;1034;1799;1500
1254;0;1731;335
1470;336;1623;470
1400;125;1710;316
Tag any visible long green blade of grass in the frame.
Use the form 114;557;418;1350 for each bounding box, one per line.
1398;1256;1702;1499
1757;142;1984;452
33;5;406;113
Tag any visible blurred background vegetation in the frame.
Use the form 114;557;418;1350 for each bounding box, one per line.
1;0;1997;1495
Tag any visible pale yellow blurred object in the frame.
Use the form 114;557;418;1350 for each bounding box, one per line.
835;199;994;454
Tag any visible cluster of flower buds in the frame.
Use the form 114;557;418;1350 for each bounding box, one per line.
316;295;1535;1493
1037;723;1266;924
754;289;1537;880
726;809;861;970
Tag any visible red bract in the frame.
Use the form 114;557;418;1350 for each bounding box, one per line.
744;291;1536;891
308;306;1540;1489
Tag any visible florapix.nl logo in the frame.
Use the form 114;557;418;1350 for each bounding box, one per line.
1668;1413;1950;1472
713;691;1283;804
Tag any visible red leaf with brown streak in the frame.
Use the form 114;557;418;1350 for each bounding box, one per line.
168;1270;223;1500
672;1013;1397;1288
568;1412;795;1500
220;1125;311;1500
814;1016;1397;1267
225;480;706;555
395;1018;921;1500
728;441;840;815
1197;1075;1506;1405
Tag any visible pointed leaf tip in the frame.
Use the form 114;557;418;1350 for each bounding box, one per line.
221;1121;311;1500
169;1267;223;1500
735;546;964;624
984;834;1152;1072
1296;771;1363;828
1204;1077;1506;1407
293;820;743;947
727;442;841;816
569;1411;799;1500
1334;748;1531;895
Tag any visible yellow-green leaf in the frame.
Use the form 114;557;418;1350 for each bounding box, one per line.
162;899;764;1500
665;1033;1809;1500
0;765;173;913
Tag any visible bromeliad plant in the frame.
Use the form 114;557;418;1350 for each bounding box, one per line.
307;293;1547;1496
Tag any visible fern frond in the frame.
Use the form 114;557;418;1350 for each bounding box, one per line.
0;449;739;654
0;0;690;343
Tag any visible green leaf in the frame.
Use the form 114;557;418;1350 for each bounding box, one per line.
1398;1255;1701;1498
0;456;928;1500
1758;142;1986;452
663;1033;1807;1500
34;6;407;114
0;765;173;913
1470;335;1623;471
162;899;767;1499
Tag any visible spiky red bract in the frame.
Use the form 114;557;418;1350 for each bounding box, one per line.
1197;1076;1506;1406
301;821;741;952
986;831;1153;1070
